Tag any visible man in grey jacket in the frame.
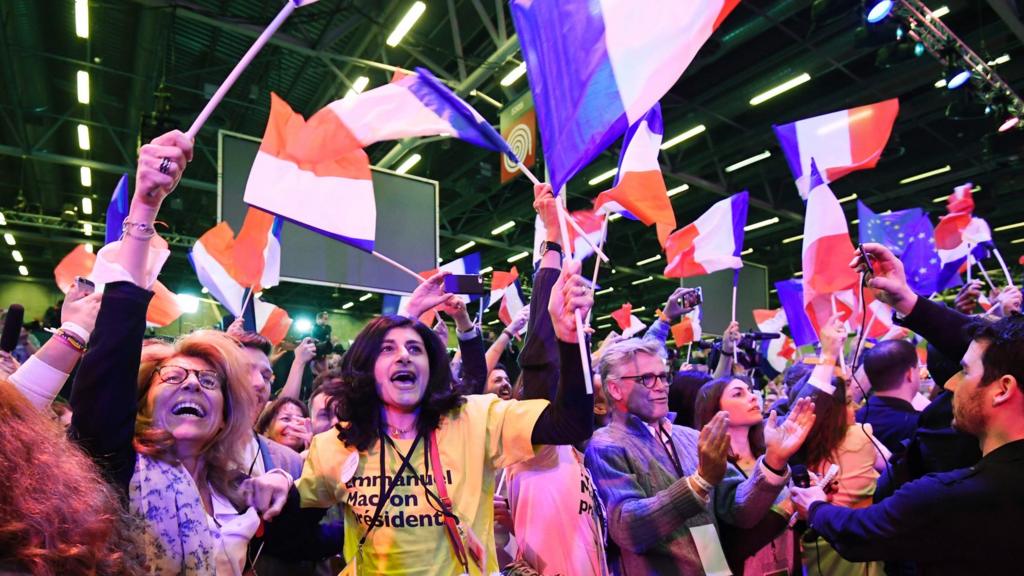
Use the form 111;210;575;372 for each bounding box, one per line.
584;338;815;575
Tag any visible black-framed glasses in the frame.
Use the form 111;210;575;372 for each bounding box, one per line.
155;365;222;390
614;372;671;390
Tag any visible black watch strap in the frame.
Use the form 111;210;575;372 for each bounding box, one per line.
542;241;563;257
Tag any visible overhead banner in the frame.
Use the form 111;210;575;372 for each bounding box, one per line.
499;92;536;183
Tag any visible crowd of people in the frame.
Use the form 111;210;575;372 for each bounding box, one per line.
0;130;1022;576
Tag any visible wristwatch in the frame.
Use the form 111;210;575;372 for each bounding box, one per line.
542;241;563;258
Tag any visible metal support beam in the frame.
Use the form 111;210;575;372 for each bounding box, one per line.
469;0;502;47
447;0;468;81
0;145;216;193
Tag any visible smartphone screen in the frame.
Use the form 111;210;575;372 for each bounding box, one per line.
443;274;486;295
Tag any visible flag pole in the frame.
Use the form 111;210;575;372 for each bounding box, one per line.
686;342;692;366
516;163;610;263
992;247;1015;287
240;286;256;317
731;270;739;365
370;250;425;284
186;1;299;140
966;244;973;284
830;293;848;375
585;217;609;327
554;188;594;395
975;259;997;292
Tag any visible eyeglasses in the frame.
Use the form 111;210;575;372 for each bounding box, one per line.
614;372;671;390
155;365;222;390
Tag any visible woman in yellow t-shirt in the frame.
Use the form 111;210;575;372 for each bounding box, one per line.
247;263;595;575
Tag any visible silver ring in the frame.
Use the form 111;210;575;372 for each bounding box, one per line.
159;157;171;175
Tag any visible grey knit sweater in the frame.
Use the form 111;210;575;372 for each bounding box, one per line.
584;412;788;575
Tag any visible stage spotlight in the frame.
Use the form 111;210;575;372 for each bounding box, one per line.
867;0;894;23
947;68;971;90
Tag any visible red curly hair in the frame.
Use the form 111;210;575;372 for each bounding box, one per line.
0;382;144;575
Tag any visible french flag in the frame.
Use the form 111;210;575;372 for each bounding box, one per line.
671;307;702;347
774;98;899;199
497;278;526;330
244;93;376;251
486;267;519;310
663;191;749;278
239;288;293;346
104;174;129;246
774;279;819;347
327;67;518;161
532;209;607;264
55;243;182;327
511;0;739;192
753;308;797;375
191;222;248;317
801;161;860;334
593;104;676;246
934;183;992;289
611;303;646;338
232;208;283;291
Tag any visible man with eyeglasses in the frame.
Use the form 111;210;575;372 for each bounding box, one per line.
584;338;816;575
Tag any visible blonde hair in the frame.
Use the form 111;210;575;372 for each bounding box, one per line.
135;330;257;507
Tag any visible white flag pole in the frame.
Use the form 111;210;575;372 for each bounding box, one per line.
992;247;1015;288
554;189;594;395
516;163;609;263
186;1;301;140
966;244;973;284
585;217;610;327
371;250;424;284
975;260;997;292
830;293;848;375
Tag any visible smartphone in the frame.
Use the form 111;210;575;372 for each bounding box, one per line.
680;287;703;309
857;245;876;278
74;276;96;295
791;464;812;488
443;274;486;295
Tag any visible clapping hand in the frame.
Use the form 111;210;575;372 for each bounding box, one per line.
697;411;731;486
763;397;816;471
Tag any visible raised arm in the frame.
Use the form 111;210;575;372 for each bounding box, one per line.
279;338;316;400
485;306;528;374
9;284;100;410
69;129;191;493
528;260;595;445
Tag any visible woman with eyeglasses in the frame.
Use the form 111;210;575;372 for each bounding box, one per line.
68;130;290;575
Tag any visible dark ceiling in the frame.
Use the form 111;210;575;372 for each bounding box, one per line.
2;0;1024;335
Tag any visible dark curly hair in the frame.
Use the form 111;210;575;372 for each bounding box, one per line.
324;315;464;451
967;314;1024;396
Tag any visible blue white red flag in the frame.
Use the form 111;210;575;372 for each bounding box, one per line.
105;174;130;246
774;99;899;199
510;0;739;193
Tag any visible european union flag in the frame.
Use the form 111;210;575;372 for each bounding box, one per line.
858;201;948;295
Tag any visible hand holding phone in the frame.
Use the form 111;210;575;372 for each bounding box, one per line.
443;274;485;295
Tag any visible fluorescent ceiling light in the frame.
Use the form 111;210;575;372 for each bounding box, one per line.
342;302;355;310
794;271;803;277
933;185;980;203
596;314;612;321
782;234;803;244
927;5;950;19
609;212;622;221
395;153;421;174
724;150;771;173
81;197;93;215
660;124;706;150
899;165;951;185
934;78;947;88
744;216;779;232
632;306;646;313
83;243;93;253
11;250;22;263
76;70;90;104
595;287;614;296
988;54;1011;66
636;255;661;266
175;294;200;314
499;62;527;87
838;193;858;204
631;276;654;285
1011;238;1024;244
487;319;501;325
454;240;476;253
17;265;28;277
3;233;15;246
740;248;753;255
491;221;516;235
201;287;209;294
386;1;426;47
75;0;89;39
0;212;6;225
588;168;618;186
344;76;370;98
851;219;860;225
80;166;92;187
667;184;689;197
994;221;1024;232
749;73;811;106
77;124;90;150
359;293;373;301
83;222;93;236
597;323;612;329
479;266;494;274
507;251;530;263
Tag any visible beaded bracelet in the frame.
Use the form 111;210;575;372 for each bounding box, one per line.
53;329;87;353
